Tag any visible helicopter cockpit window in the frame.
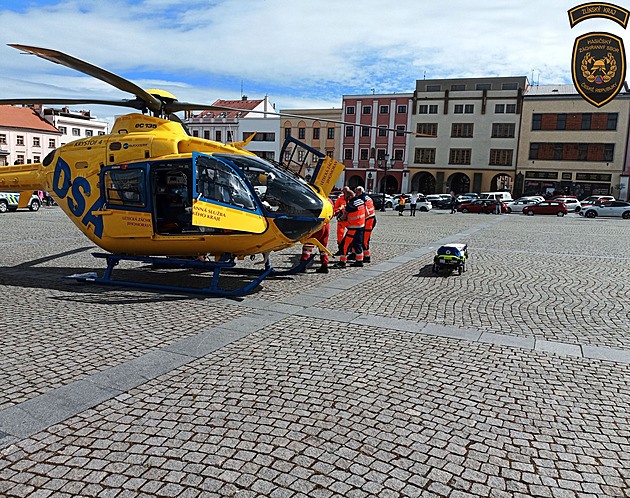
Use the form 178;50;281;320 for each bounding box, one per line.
104;168;147;207
215;154;323;218
195;156;256;211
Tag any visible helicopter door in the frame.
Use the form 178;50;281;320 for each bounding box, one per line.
280;136;344;197
192;152;267;233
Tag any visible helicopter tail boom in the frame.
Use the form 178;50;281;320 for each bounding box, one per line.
0;163;47;193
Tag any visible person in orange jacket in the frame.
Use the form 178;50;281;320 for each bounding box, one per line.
335;188;366;268
354;186;376;264
299;197;333;273
333;187;349;255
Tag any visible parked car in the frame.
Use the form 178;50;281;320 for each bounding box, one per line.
575;195;615;213
372;194;395;210
479;191;513;202
457;199;506;214
522;201;568;217
0;192;41;213
552;196;580;212
579;201;630;219
504;197;541;213
425;194;443;206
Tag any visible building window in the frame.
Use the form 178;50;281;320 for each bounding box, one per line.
361;126;370;137
16;135;24;146
285;127;291;139
489;149;513;166
502;83;518;90
84;130;92;137
313;128;320;140
33;137;40;147
419;104;428;114
429;105;438;114
192;130;199;137
417;123;438;136
476;83;492;90
0;134;6;145
529;143;539;159
380;105;389;114
362;106;372;114
33;155;40;163
414;148;436;164
227;131;233;141
607;113;618;130
397;105;407;113
48;139;56;148
505;104;516;114
346;106;355;115
495;104;505;114
451;123;474;138
204;130;210;140
449;148;471;165
454;104;464;114
72;128;80;136
98;131;105;136
216;130;222;142
298;128;305;139
360;148;369;160
327;127;334;139
465;104;474;114
394;149;404;161
376;149;387;160
604;144;614;161
426;85;441;92
578;144;588;160
378;126;387;137
344;149;353;160
16;154;25;164
532;114;542;130
451;84;466;91
396;125;405;137
582;113;592;130
58;126;67;134
345;126;354;137
491;123;515;138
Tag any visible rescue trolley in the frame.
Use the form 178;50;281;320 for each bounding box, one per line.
432;243;468;275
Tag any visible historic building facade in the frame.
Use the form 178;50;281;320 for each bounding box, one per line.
40;106;108;147
278;108;342;181
340;93;414;194
408;77;527;195
517;85;630;200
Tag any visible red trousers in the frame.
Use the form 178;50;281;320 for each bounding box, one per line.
300;223;331;265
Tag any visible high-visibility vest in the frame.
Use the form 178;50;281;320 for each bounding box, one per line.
364;195;375;218
333;195;346;215
346;198;366;228
399;197;406;206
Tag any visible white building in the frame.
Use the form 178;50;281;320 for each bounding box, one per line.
40;106;108;146
185;96;280;161
0;105;61;166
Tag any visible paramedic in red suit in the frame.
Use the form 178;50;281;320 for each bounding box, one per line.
333;188;349;255
299;197;332;273
335;189;366;268
354;186;375;264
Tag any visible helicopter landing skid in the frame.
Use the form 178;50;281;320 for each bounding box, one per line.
65;252;315;297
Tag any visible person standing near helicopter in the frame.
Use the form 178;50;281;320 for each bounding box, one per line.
333;186;349;255
354;186;375;264
335;188;366;268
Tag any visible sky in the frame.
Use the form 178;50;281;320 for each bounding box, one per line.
1;0;629;126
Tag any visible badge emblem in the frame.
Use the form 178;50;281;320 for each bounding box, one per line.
571;32;626;107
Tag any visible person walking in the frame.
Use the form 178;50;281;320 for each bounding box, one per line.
409;192;418;216
335;189;366;268
355;186;376;264
494;198;502;215
450;191;457;214
397;194;406;216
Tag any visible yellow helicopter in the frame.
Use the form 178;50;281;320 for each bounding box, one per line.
0;44;416;296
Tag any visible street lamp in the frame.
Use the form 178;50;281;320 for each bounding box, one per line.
380;153;390;212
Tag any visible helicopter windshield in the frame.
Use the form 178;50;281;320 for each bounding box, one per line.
215;154;323;218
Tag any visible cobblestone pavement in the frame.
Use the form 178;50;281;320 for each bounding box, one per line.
1;207;629;497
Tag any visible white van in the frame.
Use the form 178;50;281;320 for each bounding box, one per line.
479;192;513;202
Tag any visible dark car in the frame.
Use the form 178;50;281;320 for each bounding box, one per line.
522;201;568;217
457;199;506;214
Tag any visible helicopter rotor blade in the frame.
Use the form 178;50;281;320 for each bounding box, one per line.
0;97;146;110
167;102;431;137
9;44;162;114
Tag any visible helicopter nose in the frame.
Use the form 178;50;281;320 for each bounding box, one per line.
272;195;333;242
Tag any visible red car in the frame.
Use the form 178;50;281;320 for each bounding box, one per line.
458;199;507;214
522;201;568;217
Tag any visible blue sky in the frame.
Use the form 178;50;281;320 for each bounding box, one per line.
1;0;628;124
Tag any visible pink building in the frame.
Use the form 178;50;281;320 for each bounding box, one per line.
341;93;413;194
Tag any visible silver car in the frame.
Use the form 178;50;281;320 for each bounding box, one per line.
505;197;543;213
579;201;630;219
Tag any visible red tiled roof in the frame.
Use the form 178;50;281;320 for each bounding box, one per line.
195;99;264;119
0;105;60;132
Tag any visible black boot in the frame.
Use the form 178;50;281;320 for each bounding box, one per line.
316;265;329;273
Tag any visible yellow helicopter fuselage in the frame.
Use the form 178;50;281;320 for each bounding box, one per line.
0;113;338;259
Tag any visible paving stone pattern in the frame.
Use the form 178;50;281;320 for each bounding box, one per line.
1;207;630;497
